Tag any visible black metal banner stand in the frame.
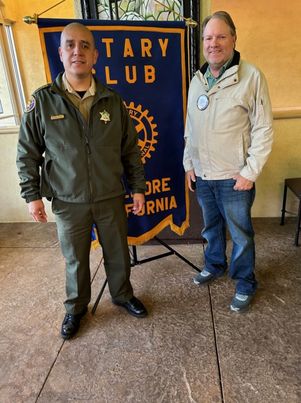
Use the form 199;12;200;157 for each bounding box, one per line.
91;237;203;314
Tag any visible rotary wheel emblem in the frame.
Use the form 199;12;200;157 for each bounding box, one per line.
125;102;158;164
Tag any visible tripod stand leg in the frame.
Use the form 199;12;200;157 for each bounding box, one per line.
93;239;203;313
154;237;201;272
92;278;108;315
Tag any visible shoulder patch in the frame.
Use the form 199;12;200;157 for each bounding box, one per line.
24;96;36;113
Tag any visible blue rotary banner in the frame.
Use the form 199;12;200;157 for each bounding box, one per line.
38;18;189;245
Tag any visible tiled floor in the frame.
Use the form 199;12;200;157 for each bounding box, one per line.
0;219;300;403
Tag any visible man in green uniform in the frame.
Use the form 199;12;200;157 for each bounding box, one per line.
16;22;147;340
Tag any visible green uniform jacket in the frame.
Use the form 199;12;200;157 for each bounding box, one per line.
16;73;146;203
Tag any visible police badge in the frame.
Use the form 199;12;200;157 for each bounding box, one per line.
99;110;111;124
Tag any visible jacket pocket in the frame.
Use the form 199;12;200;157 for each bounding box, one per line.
210;96;249;132
207;130;245;173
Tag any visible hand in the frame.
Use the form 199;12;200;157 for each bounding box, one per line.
132;193;145;215
233;174;254;191
28;199;48;223
186;169;196;192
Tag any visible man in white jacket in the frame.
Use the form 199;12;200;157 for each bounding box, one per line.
183;11;273;312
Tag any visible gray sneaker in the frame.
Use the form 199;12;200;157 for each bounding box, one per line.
193;268;217;285
230;293;253;312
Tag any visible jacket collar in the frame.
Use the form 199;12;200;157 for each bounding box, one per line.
200;49;240;75
62;72;96;98
51;72;114;101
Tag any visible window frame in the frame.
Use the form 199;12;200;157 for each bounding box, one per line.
0;20;25;133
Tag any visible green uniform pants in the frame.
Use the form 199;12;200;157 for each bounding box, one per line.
52;196;133;314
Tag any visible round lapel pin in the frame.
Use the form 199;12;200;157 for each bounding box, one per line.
197;94;209;111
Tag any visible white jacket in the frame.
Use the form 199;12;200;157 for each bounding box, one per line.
183;51;273;182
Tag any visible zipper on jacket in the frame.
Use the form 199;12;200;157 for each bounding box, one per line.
85;135;91;154
84;126;93;201
76;111;93;202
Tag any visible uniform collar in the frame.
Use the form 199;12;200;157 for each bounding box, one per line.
52;72;114;101
62;73;96;98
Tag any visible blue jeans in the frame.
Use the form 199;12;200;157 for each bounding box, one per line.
196;177;257;295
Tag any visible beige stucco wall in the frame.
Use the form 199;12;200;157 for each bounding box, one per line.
0;0;300;222
7;0;76;97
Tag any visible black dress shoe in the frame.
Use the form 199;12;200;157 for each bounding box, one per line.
61;307;87;340
113;296;148;318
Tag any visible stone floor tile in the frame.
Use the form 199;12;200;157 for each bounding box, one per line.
38;254;221;403
0;221;300;403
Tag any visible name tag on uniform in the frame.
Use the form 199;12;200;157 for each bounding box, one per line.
50;114;65;120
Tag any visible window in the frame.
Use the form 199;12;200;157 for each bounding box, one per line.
0;22;25;131
80;0;201;75
96;0;183;21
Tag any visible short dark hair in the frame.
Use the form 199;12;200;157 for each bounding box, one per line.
202;11;237;39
